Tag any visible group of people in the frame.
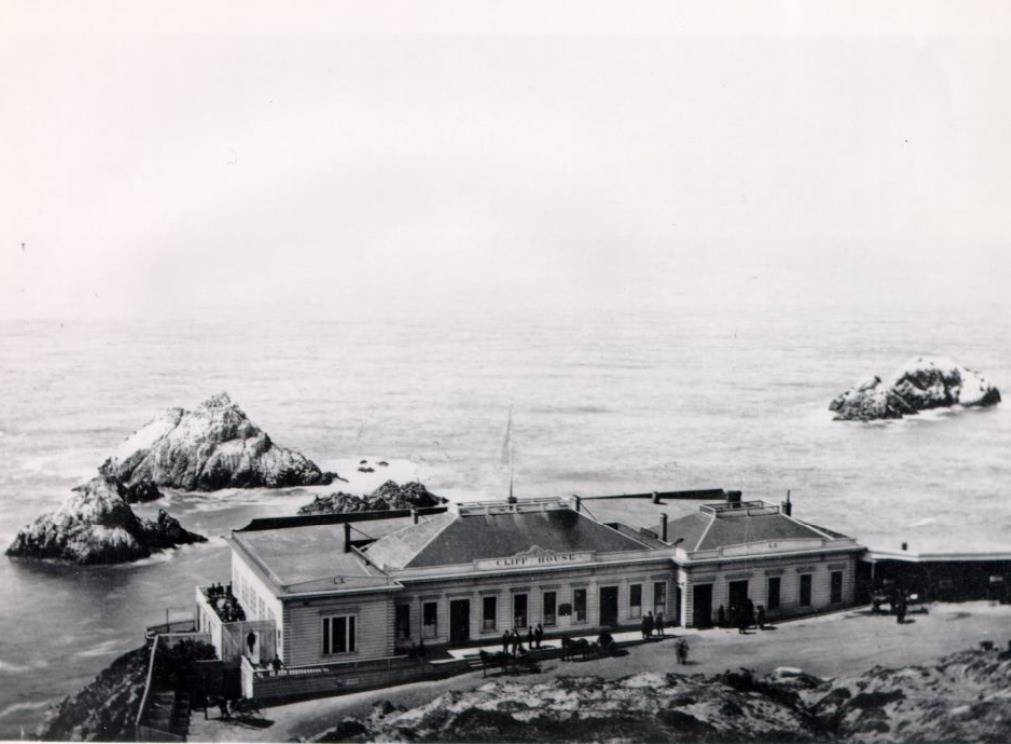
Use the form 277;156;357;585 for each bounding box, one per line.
716;600;765;634
206;583;246;623
502;624;545;656
640;610;666;639
407;640;427;662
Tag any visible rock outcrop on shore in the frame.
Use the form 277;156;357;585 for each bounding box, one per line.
315;648;1011;743
830;356;1001;421
99;393;335;500
298;480;445;515
5;476;206;565
38;644;150;741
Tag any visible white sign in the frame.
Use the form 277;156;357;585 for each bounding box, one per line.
475;551;594;571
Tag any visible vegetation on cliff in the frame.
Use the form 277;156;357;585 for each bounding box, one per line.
38;644;149;741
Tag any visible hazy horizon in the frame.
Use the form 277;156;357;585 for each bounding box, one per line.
3;2;1010;322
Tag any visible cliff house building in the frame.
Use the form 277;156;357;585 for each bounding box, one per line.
195;491;864;701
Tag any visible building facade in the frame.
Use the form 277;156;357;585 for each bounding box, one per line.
197;491;864;698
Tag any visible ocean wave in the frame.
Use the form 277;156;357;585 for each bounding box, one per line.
0;659;38;674
0;699;55;720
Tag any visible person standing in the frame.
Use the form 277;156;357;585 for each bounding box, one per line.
502;629;510;654
534;623;544;649
655;610;665;638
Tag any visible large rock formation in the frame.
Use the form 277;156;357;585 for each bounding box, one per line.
830;356;1001;421
314;649;1011;743
298;480;444;515
99;393;334;500
5;477;206;565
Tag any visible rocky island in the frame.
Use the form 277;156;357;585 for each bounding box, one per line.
830;356;1001;421
99;392;335;500
5;476;206;565
298;480;445;515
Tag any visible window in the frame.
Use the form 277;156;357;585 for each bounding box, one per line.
513;594;528;628
422;601;438;639
653;582;667;617
799;574;812;607
322;615;356;655
573;589;587;623
830;571;843;604
482;596;497;632
629;584;643;619
543;591;557;626
767;577;781;611
395;604;411;641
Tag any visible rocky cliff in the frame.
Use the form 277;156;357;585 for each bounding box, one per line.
298;480;444;515
37;644;150;741
5;477;206;565
830;356;1001;421
315;649;1011;743
99;393;334;500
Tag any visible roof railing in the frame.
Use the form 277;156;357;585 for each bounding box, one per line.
456;496;569;517
700;500;780;516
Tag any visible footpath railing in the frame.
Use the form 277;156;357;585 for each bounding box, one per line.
135;632;212;742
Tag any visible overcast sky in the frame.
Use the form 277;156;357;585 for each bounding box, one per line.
2;1;1010;321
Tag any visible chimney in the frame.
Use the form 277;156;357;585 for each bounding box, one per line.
344;522;352;553
782;490;792;516
574;495;582;513
727;490;742;507
661;513;668;542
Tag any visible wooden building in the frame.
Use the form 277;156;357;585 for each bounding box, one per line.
196;491;864;700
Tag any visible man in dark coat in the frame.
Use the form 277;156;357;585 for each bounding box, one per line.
534;623;544;649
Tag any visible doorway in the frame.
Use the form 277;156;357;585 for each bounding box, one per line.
728;579;750;611
599;586;619;627
692;584;713;627
449;599;470;646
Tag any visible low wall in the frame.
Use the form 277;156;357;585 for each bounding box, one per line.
242;655;471;703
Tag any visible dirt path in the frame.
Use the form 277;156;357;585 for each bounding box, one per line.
189;601;1011;742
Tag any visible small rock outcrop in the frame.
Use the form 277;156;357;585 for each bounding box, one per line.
99;393;335;500
5;477;206;565
298;480;444;515
830;356;1001;421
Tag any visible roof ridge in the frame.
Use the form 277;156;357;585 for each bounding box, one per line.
779;511;836;540
369;510;457;569
694;512;716;552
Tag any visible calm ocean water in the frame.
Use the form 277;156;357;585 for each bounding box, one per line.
1;301;1009;737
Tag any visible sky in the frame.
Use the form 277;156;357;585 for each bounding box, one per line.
2;1;1010;321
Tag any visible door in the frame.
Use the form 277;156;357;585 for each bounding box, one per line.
599;586;619;627
449;599;470;646
692;584;713;627
728;579;749;610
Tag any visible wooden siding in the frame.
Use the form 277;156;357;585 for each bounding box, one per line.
283;594;393;667
393;560;676;647
679;553;858;626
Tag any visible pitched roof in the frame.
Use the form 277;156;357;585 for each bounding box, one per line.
662;506;850;553
365;506;653;570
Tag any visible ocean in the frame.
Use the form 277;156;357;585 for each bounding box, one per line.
1;300;1009;738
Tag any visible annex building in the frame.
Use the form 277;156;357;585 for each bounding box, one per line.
195;491;864;700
